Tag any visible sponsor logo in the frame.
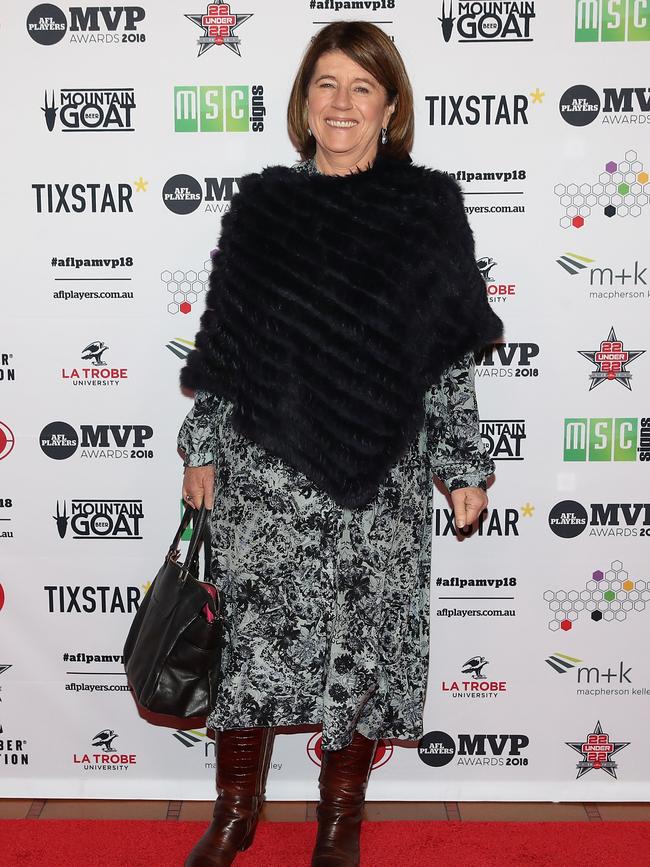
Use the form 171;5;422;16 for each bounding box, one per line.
44;584;142;614
0;497;13;541
475;342;540;378
435;574;517;619
549;502;650;538
0;723;29;767
444;168;527;215
185;4;252;56
566;722;629;779
558;253;650;301
441;655;508;699
544;559;649;630
418;731;529;768
39;422;153;460
559;84;650;127
166;338;195;359
478;255;517;302
174;85;265;132
171;729;282;772
547;653;650;698
32;181;142;214
62;651;129;693
54;500;144;540
162;176;240;215
26;4;146;46
61;340;128;386
425;89;543;126
0;423;15;461
51;254;135;303
434;506;521;538
439;0;535;43
162;260;212;313
575;0;650;42
73;730;137;771
563;417;650;462
42;87;135;132
306;732;392;769
481;420;526;460
0;353;15;383
578;327;645;390
555;149;649;229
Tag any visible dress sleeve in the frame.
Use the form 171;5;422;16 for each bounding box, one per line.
177;389;221;468
426;351;495;492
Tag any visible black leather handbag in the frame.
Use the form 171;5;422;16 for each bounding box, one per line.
123;505;225;719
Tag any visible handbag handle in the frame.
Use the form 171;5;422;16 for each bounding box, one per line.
168;505;211;582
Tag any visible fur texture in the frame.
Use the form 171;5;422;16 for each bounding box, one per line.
180;154;503;508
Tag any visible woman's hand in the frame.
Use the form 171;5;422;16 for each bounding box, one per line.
450;486;487;530
182;465;215;510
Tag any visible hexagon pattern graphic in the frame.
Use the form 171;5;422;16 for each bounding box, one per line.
544;560;649;630
554;151;649;228
162;259;211;314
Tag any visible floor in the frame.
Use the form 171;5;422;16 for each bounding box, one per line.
1;799;649;822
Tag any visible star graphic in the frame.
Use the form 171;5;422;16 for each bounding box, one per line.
185;5;252;57
142;580;152;594
578;326;645;391
134;177;148;192
566;720;629;779
530;88;545;104
521;503;535;517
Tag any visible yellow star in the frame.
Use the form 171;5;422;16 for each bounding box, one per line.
530;88;545;104
141;580;152;593
134;176;148;192
521;503;535;517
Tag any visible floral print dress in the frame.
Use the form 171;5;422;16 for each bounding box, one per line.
177;158;495;751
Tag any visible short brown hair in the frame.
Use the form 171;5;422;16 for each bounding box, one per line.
287;22;414;161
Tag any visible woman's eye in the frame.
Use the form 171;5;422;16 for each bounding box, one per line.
355;87;369;94
319;82;334;88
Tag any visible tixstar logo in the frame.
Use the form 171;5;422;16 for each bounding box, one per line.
185;4;252;56
418;731;529;768
425;90;541;126
575;0;650;42
564;418;650;462
26;4;146;45
174;85;265;132
45;584;142;613
555;150;649;229
39;422;153;460
1;353;15;382
477;255;517;302
481;420;526;460
61;341;128;386
439;0;535;43
557;253;650;302
162;260;211;314
441;655;508;699
559;84;650;127
32;182;138;214
306;732;392;769
73;729;137;771
42;88;135;132
162;176;240;215
544;560;649;631
566;722;629;779
474;342;539;378
549;502;650;539
434;506;520;537
0;423;15;461
578;327;645;390
54;500;144;539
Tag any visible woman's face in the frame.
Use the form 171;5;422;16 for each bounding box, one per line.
306;49;395;166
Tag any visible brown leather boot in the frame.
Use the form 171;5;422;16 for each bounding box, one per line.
184;726;275;867
311;731;379;867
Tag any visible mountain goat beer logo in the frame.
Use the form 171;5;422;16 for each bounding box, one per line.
185;4;252;57
438;1;535;43
42;88;136;133
566;721;629;779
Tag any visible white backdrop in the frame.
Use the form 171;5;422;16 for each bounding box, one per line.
1;1;649;801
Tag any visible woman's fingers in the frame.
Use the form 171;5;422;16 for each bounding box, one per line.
183;465;215;510
450;487;487;529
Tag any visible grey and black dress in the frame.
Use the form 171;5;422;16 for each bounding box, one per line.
177;157;495;751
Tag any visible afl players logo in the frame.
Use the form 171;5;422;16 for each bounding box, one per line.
306;732;393;769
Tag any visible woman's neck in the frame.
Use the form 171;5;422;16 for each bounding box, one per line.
313;146;378;176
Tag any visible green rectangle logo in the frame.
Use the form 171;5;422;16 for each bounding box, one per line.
575;0;650;41
588;418;613;461
614;417;638;461
564;419;588;461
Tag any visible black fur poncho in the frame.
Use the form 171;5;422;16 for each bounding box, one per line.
180;154;503;509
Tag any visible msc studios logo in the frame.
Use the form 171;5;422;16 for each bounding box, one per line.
26;4;147;45
438;0;536;43
563;417;650;462
575;0;650;42
185;4;252;56
174;85;265;132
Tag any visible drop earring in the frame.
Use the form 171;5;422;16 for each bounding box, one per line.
380;127;388;145
307;127;313;136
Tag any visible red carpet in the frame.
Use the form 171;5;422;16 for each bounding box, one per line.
1;819;649;866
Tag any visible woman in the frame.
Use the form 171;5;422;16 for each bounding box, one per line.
177;20;503;867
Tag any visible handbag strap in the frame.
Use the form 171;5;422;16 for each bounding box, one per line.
168;505;212;582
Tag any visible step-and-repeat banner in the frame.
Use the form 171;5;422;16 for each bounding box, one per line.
1;1;649;801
